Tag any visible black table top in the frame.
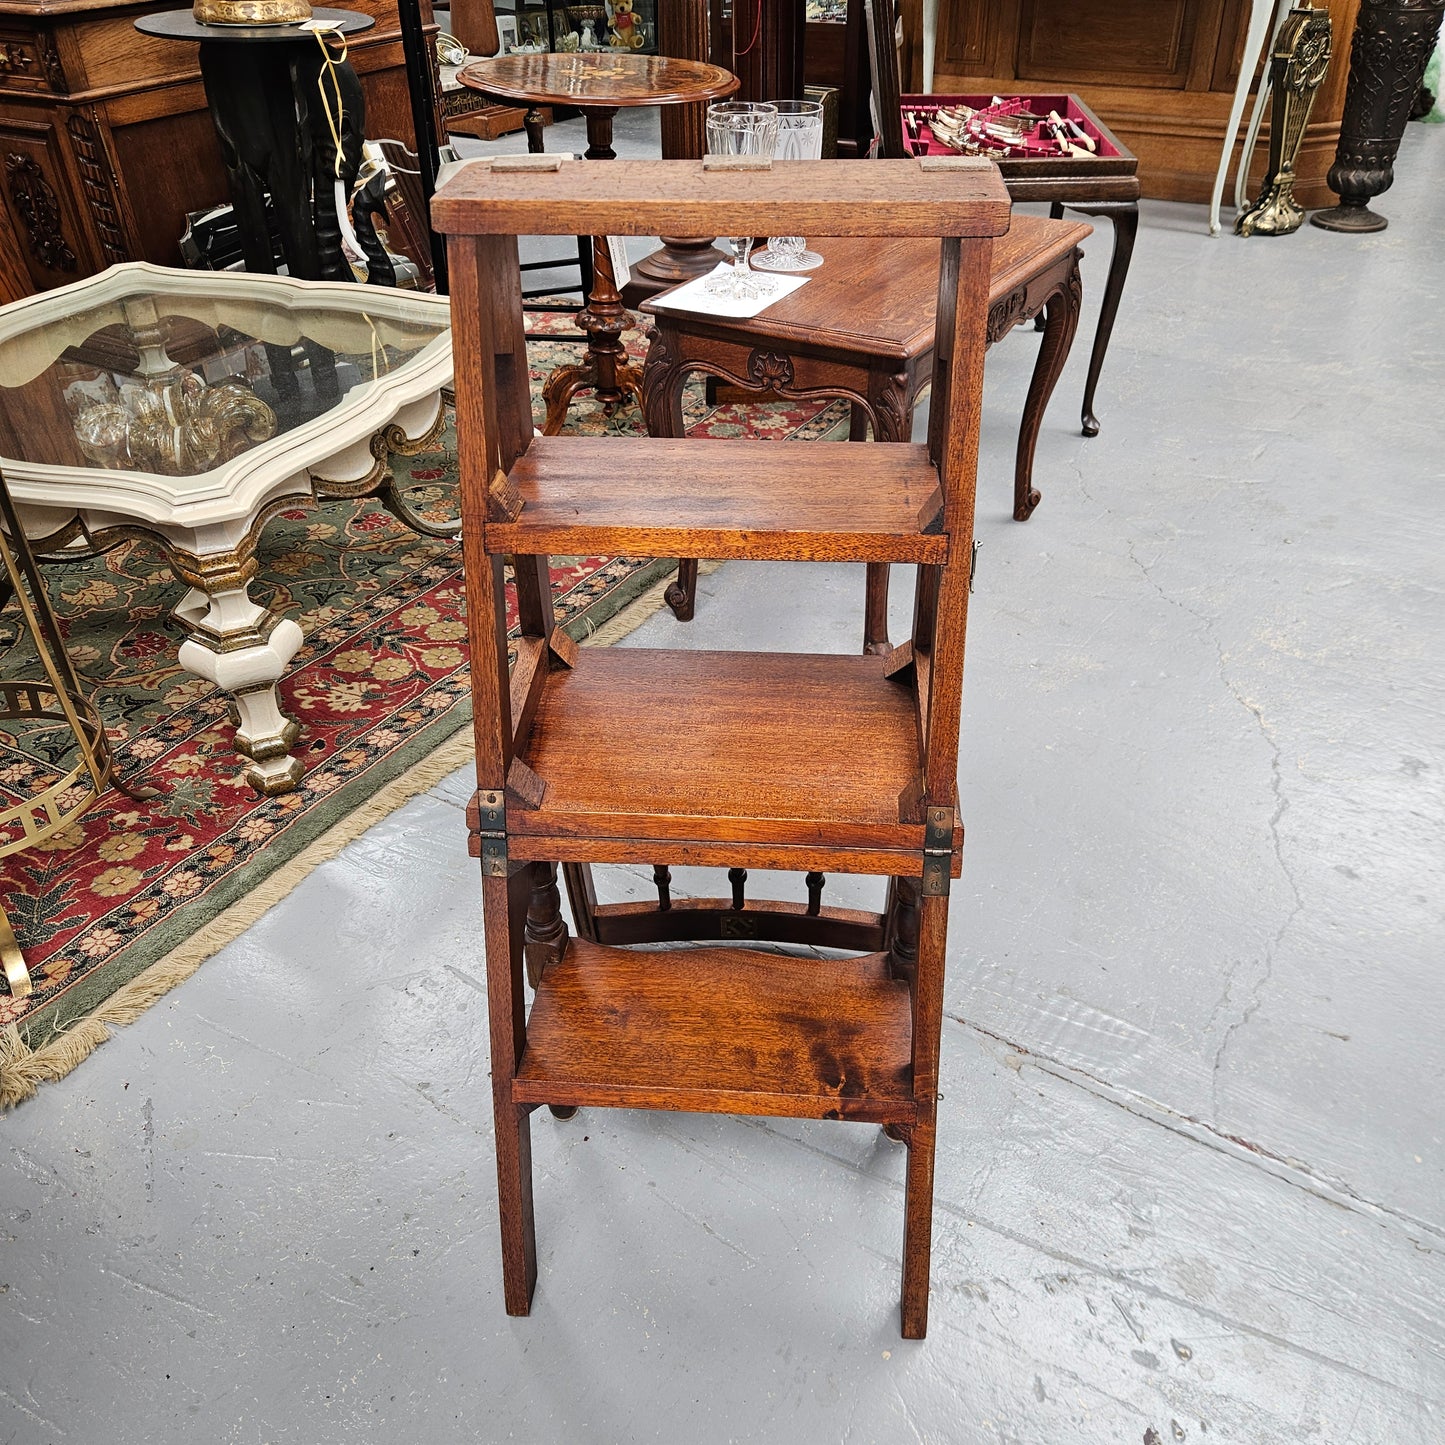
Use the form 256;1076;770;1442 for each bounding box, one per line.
135;7;375;44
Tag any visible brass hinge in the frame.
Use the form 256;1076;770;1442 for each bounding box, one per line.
472;788;508;876
921;806;955;897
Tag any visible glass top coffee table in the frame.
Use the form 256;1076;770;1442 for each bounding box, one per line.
0;262;453;794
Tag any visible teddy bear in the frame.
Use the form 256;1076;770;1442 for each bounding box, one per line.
608;0;646;49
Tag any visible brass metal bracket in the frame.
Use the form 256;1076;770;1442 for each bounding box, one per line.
921;806;955;897
472;788;508;876
480;837;508;877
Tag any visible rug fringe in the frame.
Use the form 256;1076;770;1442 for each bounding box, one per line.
0;560;718;1110
1;731;474;1110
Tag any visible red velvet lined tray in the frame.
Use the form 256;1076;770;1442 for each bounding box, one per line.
900;93;1123;160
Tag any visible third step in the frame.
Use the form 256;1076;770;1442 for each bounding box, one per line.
486;437;948;563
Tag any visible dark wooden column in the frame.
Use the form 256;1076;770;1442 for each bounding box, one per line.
625;0;728;300
658;0;711;156
729;0;805;100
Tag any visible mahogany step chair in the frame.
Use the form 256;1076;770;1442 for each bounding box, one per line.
442;156;1012;1335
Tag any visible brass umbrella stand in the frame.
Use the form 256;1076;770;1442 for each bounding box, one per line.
0;467;115;1000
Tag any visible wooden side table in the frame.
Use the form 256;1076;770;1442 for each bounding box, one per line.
640;214;1090;644
456;53;737;433
866;0;1137;438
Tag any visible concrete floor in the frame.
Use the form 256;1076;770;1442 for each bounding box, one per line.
3;113;1443;1444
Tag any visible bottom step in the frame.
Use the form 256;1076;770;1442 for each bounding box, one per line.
514;939;916;1122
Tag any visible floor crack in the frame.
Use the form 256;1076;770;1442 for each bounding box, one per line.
1120;536;1306;1124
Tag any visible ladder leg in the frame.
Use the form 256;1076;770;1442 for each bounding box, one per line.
900;1108;938;1338
900;881;949;1336
483;868;538;1314
494;1102;538;1313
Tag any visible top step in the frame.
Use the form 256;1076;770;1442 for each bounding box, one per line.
430;157;1013;240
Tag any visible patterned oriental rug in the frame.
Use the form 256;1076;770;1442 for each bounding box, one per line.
0;321;851;1108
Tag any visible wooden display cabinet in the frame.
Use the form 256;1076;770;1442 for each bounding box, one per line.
925;0;1361;207
433;155;1011;1337
0;0;440;306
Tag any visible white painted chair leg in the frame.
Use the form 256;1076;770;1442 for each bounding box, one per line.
1235;0;1296;213
922;0;938;93
1210;0;1279;234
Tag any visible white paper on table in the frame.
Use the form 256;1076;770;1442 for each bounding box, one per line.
649;263;811;320
607;236;632;290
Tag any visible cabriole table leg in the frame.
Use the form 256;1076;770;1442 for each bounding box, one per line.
1072;199;1138;438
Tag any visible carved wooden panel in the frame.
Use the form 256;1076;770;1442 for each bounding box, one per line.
0;122;87;289
1212;0;1254;91
0;28;67;95
66;109;131;267
1017;0;1201;89
942;0;991;69
0;189;31;306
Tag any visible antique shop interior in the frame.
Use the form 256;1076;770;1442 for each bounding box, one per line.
1;1;1441;1440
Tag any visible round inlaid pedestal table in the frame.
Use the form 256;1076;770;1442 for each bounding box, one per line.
456;53;738;434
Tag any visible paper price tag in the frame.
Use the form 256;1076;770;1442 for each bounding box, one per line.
607;237;631;290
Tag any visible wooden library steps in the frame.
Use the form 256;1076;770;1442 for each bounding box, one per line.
437;155;1008;1338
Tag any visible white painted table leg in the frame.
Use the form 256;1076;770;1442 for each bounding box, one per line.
1210;0;1279;235
173;583;305;795
1235;0;1296;214
922;0;938;93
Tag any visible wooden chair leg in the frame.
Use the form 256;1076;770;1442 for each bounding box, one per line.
561;862;600;941
886;875;920;984
863;563;892;655
854;397;895;655
665;558;699;620
524;861;568;988
900;1110;938;1338
1014;254;1084;521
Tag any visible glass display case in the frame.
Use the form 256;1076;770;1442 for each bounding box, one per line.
503;0;659;55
